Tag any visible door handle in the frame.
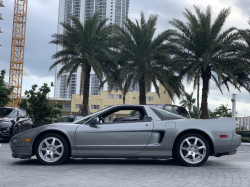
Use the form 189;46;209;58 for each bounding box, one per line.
146;124;148;127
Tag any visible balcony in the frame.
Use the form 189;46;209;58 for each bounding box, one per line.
0;1;4;7
0;13;3;20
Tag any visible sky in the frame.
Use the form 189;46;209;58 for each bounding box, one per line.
0;0;250;116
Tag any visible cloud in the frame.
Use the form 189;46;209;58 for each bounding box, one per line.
0;0;58;79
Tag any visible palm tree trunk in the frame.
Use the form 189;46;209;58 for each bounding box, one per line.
81;63;91;116
123;95;126;104
139;75;146;105
200;77;209;119
200;68;211;119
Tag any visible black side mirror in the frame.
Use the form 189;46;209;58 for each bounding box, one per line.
90;117;99;127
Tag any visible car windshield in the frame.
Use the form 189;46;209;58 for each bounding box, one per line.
0;108;17;118
74;107;112;124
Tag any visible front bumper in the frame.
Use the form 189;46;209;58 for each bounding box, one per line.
10;146;32;159
0;131;11;140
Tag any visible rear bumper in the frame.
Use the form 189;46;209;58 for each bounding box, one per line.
214;150;237;157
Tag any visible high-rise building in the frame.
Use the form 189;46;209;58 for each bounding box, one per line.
54;0;130;98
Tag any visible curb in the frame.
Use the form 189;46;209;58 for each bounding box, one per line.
241;143;250;146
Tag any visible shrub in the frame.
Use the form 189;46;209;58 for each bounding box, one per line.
242;137;250;143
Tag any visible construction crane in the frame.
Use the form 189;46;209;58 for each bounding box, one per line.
8;0;28;107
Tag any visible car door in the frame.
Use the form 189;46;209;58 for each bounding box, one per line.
75;121;153;156
75;107;153;156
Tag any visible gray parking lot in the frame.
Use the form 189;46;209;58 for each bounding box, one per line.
1;141;250;187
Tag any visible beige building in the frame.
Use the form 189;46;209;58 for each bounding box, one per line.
70;84;172;118
22;84;172;118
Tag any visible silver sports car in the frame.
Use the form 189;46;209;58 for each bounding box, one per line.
10;105;241;166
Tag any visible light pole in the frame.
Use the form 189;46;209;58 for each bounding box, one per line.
231;94;237;119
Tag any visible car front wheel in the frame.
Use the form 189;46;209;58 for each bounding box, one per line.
35;133;68;165
175;133;210;167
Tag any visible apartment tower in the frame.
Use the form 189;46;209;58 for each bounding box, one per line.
54;0;130;98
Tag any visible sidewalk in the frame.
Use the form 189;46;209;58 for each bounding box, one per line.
241;142;250;146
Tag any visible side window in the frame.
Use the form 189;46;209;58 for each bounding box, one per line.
151;107;183;120
97;108;149;124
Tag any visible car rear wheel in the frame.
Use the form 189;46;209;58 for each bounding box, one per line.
175;133;210;166
35;133;68;165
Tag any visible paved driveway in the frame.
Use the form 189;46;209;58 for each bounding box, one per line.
0;141;250;187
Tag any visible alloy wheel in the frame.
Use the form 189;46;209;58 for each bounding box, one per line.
179;136;206;164
38;137;64;163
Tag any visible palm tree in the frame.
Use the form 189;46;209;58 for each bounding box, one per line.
111;12;184;104
180;92;196;113
214;104;232;117
238;19;250;55
190;106;199;118
49;13;115;115
168;5;250;119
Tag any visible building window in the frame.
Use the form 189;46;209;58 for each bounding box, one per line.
63;104;70;109
76;104;82;109
146;96;154;101
108;94;114;99
116;94;122;99
104;105;110;108
91;105;100;109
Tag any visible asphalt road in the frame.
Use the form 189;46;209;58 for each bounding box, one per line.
0;141;250;187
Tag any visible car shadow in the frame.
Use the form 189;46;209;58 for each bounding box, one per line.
0;140;9;143
12;158;182;166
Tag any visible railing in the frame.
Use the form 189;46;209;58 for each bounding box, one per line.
61;107;70;112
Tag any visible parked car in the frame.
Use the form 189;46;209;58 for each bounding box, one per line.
56;115;82;123
113;104;190;122
0;107;33;140
10;105;240;166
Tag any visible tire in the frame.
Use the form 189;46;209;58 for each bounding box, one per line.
12;126;19;136
175;133;210;167
35;133;69;165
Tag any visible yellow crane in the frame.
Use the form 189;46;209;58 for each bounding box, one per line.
8;0;28;107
